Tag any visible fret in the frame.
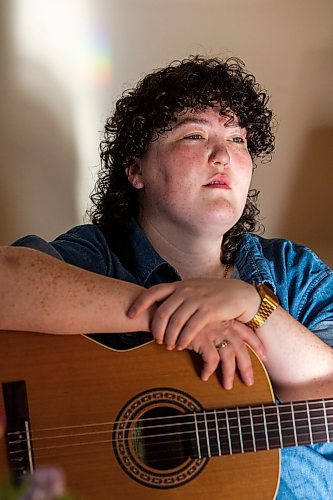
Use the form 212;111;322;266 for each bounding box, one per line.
228;408;244;453
225;408;233;455
308;400;328;445
262;404;269;450
306;401;314;445
250;406;268;452
203;412;211;458
249;407;256;452
326;400;333;441
293;402;311;445
205;411;221;457
193;413;201;459
210;411;225;456
323;401;330;443
236;407;244;453
291;402;298;446
264;405;281;449
196;412;211;458
276;406;283;448
213;410;222;456
278;403;297;448
237;407;256;453
215;409;231;456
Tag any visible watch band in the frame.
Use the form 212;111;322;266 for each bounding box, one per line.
247;284;279;330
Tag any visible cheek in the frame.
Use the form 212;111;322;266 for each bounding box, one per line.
236;151;253;179
233;155;253;203
244;162;253;184
159;151;199;183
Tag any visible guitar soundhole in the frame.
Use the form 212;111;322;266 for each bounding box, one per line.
133;406;189;470
113;387;208;490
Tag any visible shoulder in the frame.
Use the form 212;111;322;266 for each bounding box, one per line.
53;224;110;251
12;224;114;275
242;233;331;277
240;233;332;328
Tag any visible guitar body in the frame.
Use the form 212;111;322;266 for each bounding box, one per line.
0;331;279;499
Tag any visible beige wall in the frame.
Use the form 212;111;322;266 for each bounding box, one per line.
1;0;332;265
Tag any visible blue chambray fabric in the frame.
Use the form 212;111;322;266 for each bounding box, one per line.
13;221;333;498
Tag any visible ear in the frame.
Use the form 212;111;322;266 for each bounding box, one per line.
126;162;145;189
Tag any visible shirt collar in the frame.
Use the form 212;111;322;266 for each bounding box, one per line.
129;220;277;292
129;219;180;286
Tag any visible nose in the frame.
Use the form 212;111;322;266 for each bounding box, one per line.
209;142;230;167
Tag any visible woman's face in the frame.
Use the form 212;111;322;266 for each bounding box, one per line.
127;107;253;237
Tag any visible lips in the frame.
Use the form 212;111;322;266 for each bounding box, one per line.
204;174;231;189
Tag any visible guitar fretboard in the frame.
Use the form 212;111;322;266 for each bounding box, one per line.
192;399;333;458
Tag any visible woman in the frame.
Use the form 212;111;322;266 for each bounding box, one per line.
1;56;333;498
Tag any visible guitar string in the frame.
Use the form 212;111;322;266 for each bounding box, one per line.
31;437;302;463
9;417;333;468
7;398;333;437
9;417;333;467
8;410;333;444
8;414;333;453
31;439;278;468
7;407;333;444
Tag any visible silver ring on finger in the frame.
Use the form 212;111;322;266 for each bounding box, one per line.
215;339;230;350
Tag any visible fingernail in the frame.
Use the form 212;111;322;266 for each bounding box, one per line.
166;344;175;350
176;345;184;351
245;373;254;386
224;382;232;390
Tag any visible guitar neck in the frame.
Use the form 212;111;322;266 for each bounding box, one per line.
193;398;333;458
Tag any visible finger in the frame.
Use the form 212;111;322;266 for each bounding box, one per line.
175;310;212;350
219;346;236;390
127;284;175;317
163;303;199;349
235;322;267;361
150;296;187;345
234;343;254;386
198;344;220;382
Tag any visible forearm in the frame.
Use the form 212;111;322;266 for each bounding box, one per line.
254;306;333;401
0;246;153;335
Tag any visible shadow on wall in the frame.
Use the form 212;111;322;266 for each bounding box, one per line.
280;126;333;267
0;1;79;245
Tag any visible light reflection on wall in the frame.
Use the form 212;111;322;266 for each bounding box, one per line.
11;0;113;218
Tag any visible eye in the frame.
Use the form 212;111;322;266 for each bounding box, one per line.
183;134;203;140
230;136;246;144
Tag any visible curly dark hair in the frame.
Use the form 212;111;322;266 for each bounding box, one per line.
88;55;274;264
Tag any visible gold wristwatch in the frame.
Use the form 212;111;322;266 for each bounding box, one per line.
247;284;279;330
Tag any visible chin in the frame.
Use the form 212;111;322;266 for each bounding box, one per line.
205;209;240;228
195;218;237;237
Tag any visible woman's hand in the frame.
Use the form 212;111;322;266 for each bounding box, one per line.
128;278;260;349
181;319;266;389
128;279;266;389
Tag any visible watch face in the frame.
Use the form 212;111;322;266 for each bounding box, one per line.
258;284;279;305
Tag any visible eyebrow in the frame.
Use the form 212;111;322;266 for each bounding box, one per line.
172;116;243;130
172;118;211;130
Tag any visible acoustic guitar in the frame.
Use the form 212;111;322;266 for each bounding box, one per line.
0;331;332;499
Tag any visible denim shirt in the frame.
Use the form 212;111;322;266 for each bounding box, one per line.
13;222;333;499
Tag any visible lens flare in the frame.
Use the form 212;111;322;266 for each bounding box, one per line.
84;27;113;87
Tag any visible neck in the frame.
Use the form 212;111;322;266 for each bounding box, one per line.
139;215;226;279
